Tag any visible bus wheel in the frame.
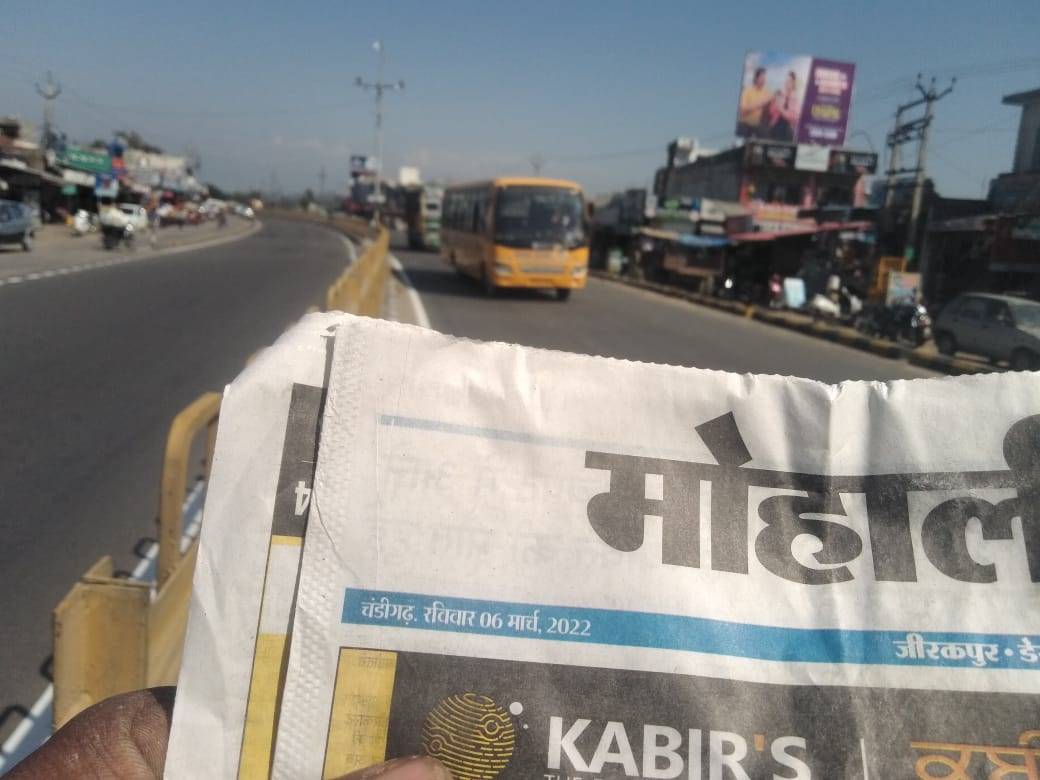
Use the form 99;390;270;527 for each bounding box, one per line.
555;288;571;302
481;265;496;297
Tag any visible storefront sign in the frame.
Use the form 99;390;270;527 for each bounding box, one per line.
794;144;829;171
829;150;878;175
745;141;796;168
58;146;111;175
748;201;815;233
62;168;96;187
94;173;119;198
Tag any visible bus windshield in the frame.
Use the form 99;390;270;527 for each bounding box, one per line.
494;186;586;249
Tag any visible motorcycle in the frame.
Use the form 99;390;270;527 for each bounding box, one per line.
101;221;136;250
855;302;932;347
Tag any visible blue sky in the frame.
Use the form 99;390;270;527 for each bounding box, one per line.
3;0;1039;198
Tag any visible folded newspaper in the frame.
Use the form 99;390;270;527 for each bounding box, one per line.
169;314;1040;780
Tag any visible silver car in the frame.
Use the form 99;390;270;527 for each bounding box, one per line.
0;199;34;251
933;292;1040;370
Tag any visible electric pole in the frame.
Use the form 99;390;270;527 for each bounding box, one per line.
319;165;327;199
883;75;955;267
355;41;405;223
35;71;62;148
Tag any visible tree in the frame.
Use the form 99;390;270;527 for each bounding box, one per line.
300;188;315;207
205;182;228;200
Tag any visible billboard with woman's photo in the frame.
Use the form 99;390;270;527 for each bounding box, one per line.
736;51;855;146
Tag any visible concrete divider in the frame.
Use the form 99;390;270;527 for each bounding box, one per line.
49;211;392;731
52;393;219;728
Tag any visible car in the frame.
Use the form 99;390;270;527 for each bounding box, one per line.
933;292;1040;370
0;199;35;251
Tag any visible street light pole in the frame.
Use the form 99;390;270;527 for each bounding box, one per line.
355;41;405;224
35;71;62;148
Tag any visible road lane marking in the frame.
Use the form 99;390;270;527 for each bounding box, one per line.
0;220;262;289
389;253;430;329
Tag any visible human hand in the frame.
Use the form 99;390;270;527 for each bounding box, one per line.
7;687;450;779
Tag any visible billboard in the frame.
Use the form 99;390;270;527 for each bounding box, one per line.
736;51;855;146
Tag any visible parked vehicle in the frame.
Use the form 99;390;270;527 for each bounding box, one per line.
72;209;99;236
933;292;1040;370
855;302;932;347
0;199;35;251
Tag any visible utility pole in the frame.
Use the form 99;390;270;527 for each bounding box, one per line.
883;75;955;267
35;71;62;148
355;41;405;223
318;165;327;199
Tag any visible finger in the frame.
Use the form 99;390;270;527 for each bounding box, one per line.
7;687;175;779
333;755;452;780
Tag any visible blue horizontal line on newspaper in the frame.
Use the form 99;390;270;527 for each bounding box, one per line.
376;414;691;459
343;588;1040;671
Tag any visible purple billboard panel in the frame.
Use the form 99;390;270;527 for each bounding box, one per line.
797;58;856;146
736;52;855;147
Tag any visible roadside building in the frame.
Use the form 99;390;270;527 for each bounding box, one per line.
0;116;64;222
919;86;1040;304
646;138;878;299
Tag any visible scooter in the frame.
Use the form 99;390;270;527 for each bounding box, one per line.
72;209;98;236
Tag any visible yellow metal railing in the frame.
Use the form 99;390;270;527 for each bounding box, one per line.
51;209;391;728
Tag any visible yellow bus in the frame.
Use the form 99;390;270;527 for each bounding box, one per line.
441;177;589;301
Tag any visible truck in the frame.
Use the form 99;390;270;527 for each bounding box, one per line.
403;184;443;251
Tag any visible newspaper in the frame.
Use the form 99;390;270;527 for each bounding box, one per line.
166;312;342;779
266;316;1040;779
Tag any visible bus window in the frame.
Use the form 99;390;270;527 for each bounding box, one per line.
494;187;586;249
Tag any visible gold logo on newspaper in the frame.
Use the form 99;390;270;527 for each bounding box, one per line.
422;693;516;779
910;728;1040;779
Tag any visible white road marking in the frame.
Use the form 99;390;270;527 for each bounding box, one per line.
389;253;431;329
0;220;262;289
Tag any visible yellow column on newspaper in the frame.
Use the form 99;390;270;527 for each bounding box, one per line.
238;380;326;779
238;535;303;778
323;649;398;779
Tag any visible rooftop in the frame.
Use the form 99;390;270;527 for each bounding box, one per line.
1002;87;1040;106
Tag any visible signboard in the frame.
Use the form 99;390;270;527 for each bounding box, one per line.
350;155;377;176
745;141;796;168
57;146;111;175
829;149;878;175
736;51;855;147
94;173;119;198
795;144;830;172
886;271;921;305
748;201;815;233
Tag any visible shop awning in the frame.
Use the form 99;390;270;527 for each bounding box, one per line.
637;227;729;248
0;158;64;185
730;220;874;243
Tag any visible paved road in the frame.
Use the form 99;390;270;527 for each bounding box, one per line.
393;244;937;383
0;219;348;721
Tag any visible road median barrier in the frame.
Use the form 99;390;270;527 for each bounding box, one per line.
591;269;998;376
53;392;220;728
48;210;392;734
